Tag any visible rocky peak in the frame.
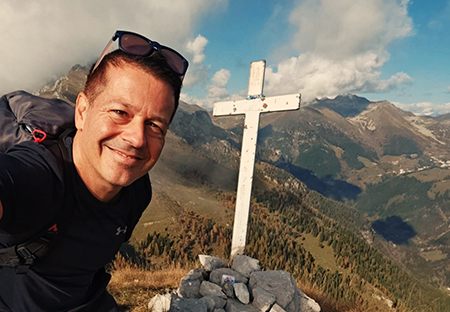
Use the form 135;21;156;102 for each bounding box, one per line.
312;94;372;117
36;64;88;105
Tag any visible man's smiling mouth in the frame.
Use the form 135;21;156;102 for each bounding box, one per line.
107;146;143;161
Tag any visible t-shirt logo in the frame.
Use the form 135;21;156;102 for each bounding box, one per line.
116;226;127;236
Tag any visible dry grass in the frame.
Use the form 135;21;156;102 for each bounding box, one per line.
107;254;190;312
296;280;357;312
296;280;401;312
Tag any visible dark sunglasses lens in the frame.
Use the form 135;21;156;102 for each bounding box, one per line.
121;34;152;55
161;49;186;75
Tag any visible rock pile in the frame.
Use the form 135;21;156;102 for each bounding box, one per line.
148;255;321;312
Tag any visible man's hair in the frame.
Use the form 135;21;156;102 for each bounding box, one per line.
84;50;182;122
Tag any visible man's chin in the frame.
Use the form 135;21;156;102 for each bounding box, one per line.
106;169;149;188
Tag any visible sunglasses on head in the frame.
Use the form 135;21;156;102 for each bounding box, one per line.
92;30;189;79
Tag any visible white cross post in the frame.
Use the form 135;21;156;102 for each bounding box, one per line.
213;60;301;259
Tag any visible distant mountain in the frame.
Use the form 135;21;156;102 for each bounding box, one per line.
434;112;450;122
312;94;371;117
170;102;230;145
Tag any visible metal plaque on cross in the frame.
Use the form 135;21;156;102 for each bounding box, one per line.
213;60;301;259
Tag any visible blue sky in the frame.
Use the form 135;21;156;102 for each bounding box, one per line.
0;0;448;115
183;0;450;116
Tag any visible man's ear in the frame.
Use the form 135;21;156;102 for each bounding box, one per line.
75;92;89;130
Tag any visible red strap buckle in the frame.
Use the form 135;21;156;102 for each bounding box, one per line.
32;129;47;143
48;224;58;232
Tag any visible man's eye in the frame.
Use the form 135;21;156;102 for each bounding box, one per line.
109;110;130;124
146;122;166;135
113;110;127;116
147;122;160;130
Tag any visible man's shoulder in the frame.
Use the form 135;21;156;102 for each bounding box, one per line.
0;140;67;234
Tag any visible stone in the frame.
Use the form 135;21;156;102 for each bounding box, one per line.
252;287;276;312
225;299;260;312
177;269;204;298
269;303;286;312
200;281;227;299
249;271;299;312
298;289;321;312
153;256;320;312
210;268;248;286
231;255;261;278
222;280;235;298
170;295;207;312
198;267;211;280
199;255;228;272
148;293;171;312
233;282;250;304
200;296;216;312
204;295;227;309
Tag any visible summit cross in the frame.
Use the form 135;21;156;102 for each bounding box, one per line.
213;60;301;259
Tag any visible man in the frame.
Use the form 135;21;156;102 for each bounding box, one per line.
0;30;188;311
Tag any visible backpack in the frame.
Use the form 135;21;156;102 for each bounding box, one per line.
0;90;76;273
0;90;76;153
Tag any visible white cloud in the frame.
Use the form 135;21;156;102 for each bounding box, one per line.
182;35;210;90
186;35;208;64
289;0;412;58
393;101;450;116
446;86;450;93
207;69;231;101
0;0;227;95
265;0;413;102
211;68;230;87
265;52;413;102
181;68;241;110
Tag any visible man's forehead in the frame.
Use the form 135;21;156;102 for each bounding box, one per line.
97;65;174;111
102;61;173;93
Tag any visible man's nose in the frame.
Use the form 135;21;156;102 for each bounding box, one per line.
123;120;146;148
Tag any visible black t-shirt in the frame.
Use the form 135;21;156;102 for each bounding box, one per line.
0;139;151;311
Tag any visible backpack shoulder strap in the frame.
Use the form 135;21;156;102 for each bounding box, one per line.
0;230;58;273
43;135;75;229
0;133;75;273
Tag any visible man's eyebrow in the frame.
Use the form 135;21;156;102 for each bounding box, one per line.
110;101;132;109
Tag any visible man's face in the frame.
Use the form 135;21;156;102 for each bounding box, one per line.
73;62;175;200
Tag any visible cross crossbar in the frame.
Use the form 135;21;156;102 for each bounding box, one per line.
213;94;300;116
